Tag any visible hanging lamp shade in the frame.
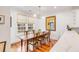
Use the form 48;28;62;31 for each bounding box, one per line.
37;6;41;19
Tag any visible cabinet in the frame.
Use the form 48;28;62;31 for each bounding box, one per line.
28;24;33;31
17;23;26;33
17;23;34;33
17;15;34;32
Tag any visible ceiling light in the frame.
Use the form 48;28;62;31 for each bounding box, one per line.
54;6;56;9
41;16;45;19
33;14;37;17
38;6;41;19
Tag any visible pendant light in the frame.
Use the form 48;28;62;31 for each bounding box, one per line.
38;6;41;19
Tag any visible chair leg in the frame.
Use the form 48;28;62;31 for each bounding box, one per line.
37;41;41;47
40;40;42;47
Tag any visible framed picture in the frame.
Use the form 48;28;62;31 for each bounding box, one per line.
0;15;5;24
46;16;56;31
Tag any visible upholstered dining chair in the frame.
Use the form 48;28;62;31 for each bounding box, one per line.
24;31;28;38
24;30;35;37
42;31;50;46
32;30;35;34
27;37;38;52
35;32;42;47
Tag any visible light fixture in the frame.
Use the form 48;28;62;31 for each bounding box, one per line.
38;6;41;19
41;16;45;19
54;6;56;9
33;14;37;17
33;6;43;19
28;10;32;17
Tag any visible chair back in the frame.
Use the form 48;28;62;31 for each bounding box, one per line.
24;31;28;37
0;41;6;52
24;30;35;37
27;37;38;52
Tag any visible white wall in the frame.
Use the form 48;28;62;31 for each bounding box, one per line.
55;9;79;39
1;7;79;51
52;11;73;39
10;9;31;43
17;14;28;23
10;9;18;43
0;7;10;51
10;8;79;43
34;10;73;40
34;18;45;32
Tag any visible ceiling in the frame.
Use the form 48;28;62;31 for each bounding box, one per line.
10;6;79;16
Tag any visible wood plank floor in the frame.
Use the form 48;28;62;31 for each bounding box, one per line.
33;40;57;52
11;39;57;52
33;43;52;52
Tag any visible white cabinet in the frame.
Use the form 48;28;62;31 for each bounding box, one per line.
17;23;26;33
17;23;34;33
28;24;34;31
17;15;34;32
17;15;28;23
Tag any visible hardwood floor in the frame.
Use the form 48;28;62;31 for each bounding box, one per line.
33;43;52;52
11;39;57;52
33;40;57;52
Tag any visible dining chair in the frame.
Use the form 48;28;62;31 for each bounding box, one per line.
24;31;28;38
0;41;6;52
32;30;35;34
24;30;35;37
35;32;42;47
27;37;38;52
41;31;50;46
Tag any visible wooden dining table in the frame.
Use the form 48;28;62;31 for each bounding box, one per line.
21;31;50;52
17;31;50;52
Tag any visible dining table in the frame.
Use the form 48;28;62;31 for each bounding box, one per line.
21;31;50;52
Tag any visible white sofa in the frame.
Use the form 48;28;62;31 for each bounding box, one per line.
50;30;79;52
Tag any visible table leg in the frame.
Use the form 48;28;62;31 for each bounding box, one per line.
3;41;6;52
21;39;23;52
26;40;28;52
